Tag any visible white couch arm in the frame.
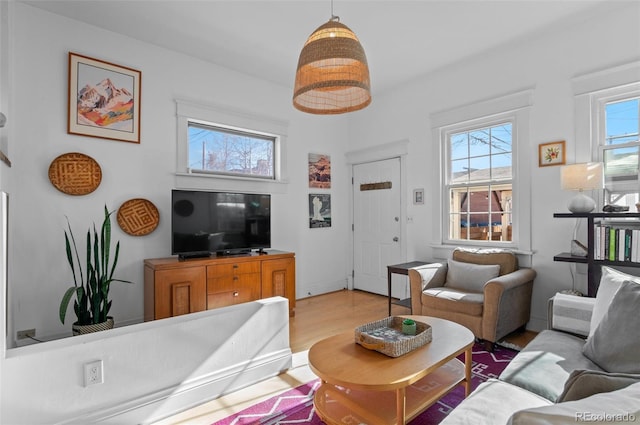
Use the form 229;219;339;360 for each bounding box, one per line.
547;293;596;337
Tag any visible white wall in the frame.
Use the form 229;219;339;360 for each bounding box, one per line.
3;3;352;344
347;1;640;330
2;297;292;425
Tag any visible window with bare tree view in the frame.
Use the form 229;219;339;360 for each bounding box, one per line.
188;121;276;179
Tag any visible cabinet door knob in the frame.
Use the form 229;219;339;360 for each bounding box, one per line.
233;291;239;297
233;264;239;269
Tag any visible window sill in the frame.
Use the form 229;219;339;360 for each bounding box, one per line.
430;243;535;259
175;172;289;194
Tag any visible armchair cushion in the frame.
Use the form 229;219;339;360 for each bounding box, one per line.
423;287;484;315
444;259;500;292
452;247;518;275
583;279;640;374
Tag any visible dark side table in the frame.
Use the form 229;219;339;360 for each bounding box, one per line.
387;261;430;315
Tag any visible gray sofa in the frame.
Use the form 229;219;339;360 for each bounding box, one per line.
441;266;640;424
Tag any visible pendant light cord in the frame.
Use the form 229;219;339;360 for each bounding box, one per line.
330;0;339;22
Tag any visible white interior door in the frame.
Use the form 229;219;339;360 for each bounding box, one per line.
353;158;402;296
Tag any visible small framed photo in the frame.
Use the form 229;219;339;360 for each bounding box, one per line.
538;141;566;167
413;188;424;205
68;52;141;143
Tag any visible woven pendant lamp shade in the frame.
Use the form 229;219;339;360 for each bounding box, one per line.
293;18;371;114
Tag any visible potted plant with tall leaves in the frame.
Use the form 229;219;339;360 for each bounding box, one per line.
59;205;132;335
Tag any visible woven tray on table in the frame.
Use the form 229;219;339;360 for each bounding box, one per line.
355;316;432;357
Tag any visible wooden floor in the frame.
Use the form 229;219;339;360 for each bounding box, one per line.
290;289;537;352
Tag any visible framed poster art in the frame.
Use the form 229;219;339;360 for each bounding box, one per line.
538;141;565;167
308;153;331;189
68;52;141;143
309;194;331;228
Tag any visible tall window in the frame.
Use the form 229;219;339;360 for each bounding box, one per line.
433;90;531;252
188;121;276;179
601;97;639;207
447;122;513;242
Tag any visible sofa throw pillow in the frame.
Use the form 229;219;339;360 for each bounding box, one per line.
445;259;500;293
583;279;640;374
550;293;594;337
558;369;640;402
508;381;640;425
589;266;640;338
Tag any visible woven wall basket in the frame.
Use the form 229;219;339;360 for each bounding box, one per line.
48;152;102;195
72;317;114;336
117;198;159;236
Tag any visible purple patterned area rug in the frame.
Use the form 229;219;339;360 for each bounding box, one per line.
213;343;517;425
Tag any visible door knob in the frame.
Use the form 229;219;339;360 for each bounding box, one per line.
393;237;399;242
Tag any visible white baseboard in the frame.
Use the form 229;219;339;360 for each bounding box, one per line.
300;279;348;298
58;349;293;425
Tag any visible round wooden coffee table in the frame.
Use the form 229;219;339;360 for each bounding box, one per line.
308;316;474;425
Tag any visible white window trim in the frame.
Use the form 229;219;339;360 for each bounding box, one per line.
430;89;533;256
573;62;640;206
175;99;289;193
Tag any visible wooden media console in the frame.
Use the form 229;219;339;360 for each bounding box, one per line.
144;250;295;320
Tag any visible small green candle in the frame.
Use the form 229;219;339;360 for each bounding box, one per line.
402;319;416;335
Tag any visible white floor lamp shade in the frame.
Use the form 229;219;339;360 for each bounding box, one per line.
560;162;603;213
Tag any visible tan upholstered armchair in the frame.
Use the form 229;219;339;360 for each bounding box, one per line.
409;248;536;351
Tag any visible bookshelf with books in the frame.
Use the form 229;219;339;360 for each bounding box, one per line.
553;212;640;297
594;222;640;262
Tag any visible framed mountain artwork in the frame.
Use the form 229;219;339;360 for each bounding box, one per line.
308;153;331;189
68;52;141;143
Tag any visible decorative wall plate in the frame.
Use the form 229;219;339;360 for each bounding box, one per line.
117;198;159;236
48;152;102;195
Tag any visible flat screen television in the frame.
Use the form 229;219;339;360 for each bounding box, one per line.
171;189;271;258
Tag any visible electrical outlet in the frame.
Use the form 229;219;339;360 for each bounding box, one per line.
17;329;36;340
84;360;103;387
